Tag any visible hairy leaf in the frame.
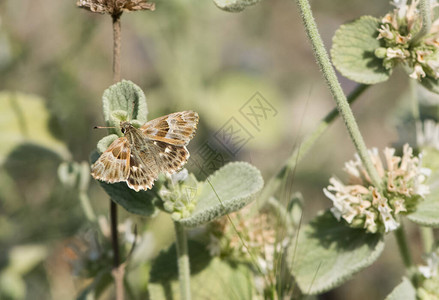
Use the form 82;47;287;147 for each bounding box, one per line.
288;211;384;294
149;244;254;300
178;162;264;227
331;16;391;84
213;0;262;12
102;80;148;134
385;277;416;300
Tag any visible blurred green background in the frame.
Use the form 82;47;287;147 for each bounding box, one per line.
0;0;428;299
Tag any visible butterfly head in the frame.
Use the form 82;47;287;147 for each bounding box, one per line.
120;121;135;135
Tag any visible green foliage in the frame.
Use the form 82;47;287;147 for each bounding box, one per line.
0;245;47;300
149;240;254;299
407;191;439;227
331;16;391;84
0;91;70;163
213;0;263;13
420;76;439;95
288;211;384;295
385;277;416;300
102;80;148;135
178;162;264;227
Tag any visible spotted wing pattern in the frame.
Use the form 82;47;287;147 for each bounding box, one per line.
91;111;198;192
91;137;131;184
141;111;199;146
125;137;190;191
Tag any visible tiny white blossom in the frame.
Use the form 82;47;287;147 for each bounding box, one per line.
377;24;395;40
324;144;430;234
409;64;427;79
386;47;408;59
419;252;439;278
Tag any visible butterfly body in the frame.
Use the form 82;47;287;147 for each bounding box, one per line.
91;111;198;191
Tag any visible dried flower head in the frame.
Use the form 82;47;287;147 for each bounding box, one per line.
77;0;155;16
374;0;439;80
324;144;430;234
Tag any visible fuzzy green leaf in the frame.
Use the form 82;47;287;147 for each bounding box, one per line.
331;16;391;84
90;151;157;216
213;0;262;12
288;211;384;295
102;80;148;134
96;134;118;154
385;277;416;300
177;162;264;227
149;240;253;300
420;76;439;95
407;191;439;227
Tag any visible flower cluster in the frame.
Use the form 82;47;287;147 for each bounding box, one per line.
77;0;155;16
159;169;200;221
374;0;439;80
207;208;282;272
324;144;430;234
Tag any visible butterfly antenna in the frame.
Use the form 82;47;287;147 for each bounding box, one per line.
94;126;116;129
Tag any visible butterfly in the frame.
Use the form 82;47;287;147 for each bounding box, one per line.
91;110;199;191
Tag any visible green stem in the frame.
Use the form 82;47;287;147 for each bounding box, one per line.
412;0;432;45
174;221;191;300
259;84;369;204
410;78;420;121
394;224;413;268
295;0;382;188
420;226;434;253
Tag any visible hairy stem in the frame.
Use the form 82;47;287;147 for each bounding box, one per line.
412;0;432;45
394;224;413;268
295;0;382;188
259;84;369;204
112;14;122;83
174;221;191;300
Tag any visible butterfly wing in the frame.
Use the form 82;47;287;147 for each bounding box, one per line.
91;137;131;184
140;111;199;146
125;133;190;192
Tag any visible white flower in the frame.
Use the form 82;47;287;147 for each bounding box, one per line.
377;24;395;40
419;252;439;278
364;210;378;233
387;47;408;59
324;144;430;234
409;64;426;80
376;200;400;232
